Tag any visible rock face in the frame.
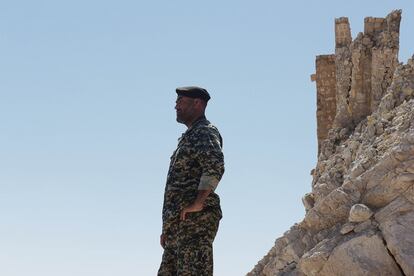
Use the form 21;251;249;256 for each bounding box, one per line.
248;10;414;276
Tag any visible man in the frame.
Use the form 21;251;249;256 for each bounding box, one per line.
158;86;225;276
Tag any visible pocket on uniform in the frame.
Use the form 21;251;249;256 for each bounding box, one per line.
186;210;203;220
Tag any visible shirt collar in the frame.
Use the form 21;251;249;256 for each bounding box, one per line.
184;115;208;135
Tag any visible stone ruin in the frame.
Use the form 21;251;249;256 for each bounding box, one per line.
312;11;401;154
248;10;414;276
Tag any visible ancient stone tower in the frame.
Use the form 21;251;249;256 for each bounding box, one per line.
312;11;401;153
249;10;414;276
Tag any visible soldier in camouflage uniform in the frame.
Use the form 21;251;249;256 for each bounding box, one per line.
158;86;224;276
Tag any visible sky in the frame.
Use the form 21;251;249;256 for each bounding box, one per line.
1;1;413;275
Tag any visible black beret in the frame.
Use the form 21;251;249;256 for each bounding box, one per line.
176;86;211;102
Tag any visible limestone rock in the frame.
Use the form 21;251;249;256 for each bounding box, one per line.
349;203;373;222
363;170;414;208
375;196;414;276
319;233;403;276
340;222;355;234
353;219;373;233
298;235;342;275
302;193;315;212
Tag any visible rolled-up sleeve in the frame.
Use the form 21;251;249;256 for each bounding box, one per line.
194;128;225;191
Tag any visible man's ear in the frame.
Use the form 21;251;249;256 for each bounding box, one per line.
195;98;207;109
194;98;202;108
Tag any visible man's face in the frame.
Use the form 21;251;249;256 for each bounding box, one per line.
175;96;196;124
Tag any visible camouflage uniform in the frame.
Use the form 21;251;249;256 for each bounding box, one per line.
158;116;224;276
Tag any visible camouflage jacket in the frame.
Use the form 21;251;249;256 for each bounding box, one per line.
162;116;224;233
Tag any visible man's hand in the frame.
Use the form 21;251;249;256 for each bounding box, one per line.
180;202;204;220
180;189;212;220
160;234;166;249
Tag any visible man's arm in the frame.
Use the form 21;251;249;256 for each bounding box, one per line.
180;189;211;220
180;127;224;220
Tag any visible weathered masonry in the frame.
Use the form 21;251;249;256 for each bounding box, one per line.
312;10;401;154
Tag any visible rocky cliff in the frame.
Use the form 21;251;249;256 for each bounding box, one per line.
248;10;414;276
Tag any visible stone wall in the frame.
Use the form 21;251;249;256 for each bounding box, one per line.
313;10;401;153
248;10;414;276
312;55;336;154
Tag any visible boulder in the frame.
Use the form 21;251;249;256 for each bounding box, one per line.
375;196;414;276
319;233;403;276
349;204;373;222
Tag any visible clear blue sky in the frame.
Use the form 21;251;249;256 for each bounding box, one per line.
1;1;413;275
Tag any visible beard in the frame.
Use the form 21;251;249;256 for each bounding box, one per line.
176;111;185;124
176;103;196;125
176;115;184;123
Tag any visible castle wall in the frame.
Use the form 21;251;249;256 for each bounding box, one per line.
333;18;353;129
313;11;401;153
313;55;336;154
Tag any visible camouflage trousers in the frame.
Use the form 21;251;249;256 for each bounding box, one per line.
158;207;222;276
